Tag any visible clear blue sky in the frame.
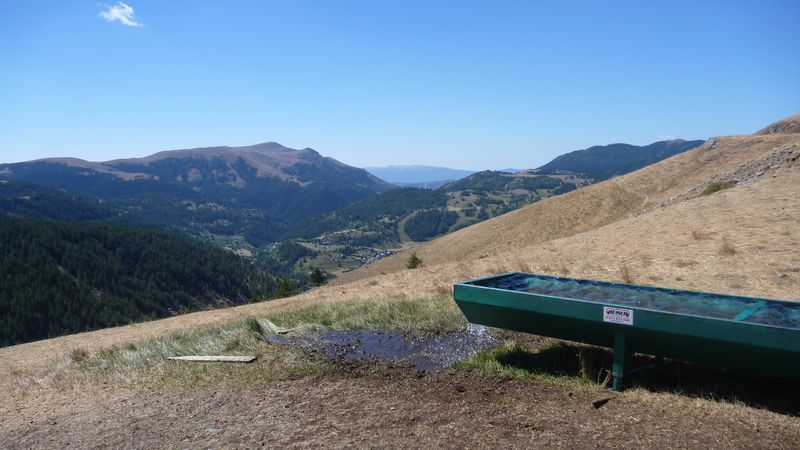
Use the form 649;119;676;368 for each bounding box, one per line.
1;1;798;169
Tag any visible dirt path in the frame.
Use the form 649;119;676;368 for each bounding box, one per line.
397;210;421;244
3;367;799;449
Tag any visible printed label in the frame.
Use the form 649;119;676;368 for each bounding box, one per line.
603;307;634;325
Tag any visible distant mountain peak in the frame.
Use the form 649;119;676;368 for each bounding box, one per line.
296;147;324;161
93;142;388;188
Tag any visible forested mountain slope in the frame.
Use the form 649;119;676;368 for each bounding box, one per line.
0;179;114;222
0;215;276;347
0;143;392;248
537;139;705;180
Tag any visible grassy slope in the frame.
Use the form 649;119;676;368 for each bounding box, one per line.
337;132;800;282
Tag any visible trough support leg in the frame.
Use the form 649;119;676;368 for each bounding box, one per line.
612;331;626;392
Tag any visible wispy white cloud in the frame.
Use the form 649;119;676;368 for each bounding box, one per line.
656;134;677;141
99;2;144;27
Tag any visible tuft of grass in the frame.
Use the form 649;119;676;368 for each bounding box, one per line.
266;296;465;333
243;316;281;337
673;259;697;268
47;317;334;389
619;261;634;284
45;296;466;388
434;283;453;297
244;316;265;336
719;236;738;256
701;181;735;196
453;341;604;393
70;348;90;363
512;257;532;273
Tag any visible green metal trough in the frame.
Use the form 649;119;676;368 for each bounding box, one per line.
453;272;800;390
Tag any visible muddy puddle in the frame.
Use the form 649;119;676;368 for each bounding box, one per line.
268;324;494;372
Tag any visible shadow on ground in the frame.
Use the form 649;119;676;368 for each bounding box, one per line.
495;342;800;417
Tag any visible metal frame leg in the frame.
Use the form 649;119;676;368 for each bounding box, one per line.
612;331;626;391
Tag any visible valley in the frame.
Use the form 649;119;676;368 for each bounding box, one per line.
0;137;707;347
281;172;587;276
273;139;704;278
0;138;703;290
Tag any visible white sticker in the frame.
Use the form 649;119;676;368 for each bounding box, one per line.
603;307;634;325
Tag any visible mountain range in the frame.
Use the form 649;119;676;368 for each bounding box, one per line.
0;143;392;247
364;140;705;190
0;133;713;346
537;139;705;180
1;136;707;277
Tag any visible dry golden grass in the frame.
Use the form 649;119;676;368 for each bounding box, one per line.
618;261;634;284
719;235;739;256
756;113;800;135
337;130;800;281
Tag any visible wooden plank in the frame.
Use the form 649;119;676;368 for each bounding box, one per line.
167;355;256;363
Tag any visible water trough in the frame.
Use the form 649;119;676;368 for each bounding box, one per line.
453;272;800;390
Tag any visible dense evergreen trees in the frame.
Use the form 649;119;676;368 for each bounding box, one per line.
440;171;566;192
286;188;447;239
537;140;705;180
0;179;114;222
275;241;318;265
405;210;459;241
0;214;276;347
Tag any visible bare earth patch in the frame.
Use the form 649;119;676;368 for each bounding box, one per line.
3;365;799;449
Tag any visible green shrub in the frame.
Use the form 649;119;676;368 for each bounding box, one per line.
701;181;734;196
309;267;327;286
273;278;294;298
70;348;90;363
406;253;423;269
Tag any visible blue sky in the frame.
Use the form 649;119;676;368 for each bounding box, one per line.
1;1;798;169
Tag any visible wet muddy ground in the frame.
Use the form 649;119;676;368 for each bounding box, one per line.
269;324;495;372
